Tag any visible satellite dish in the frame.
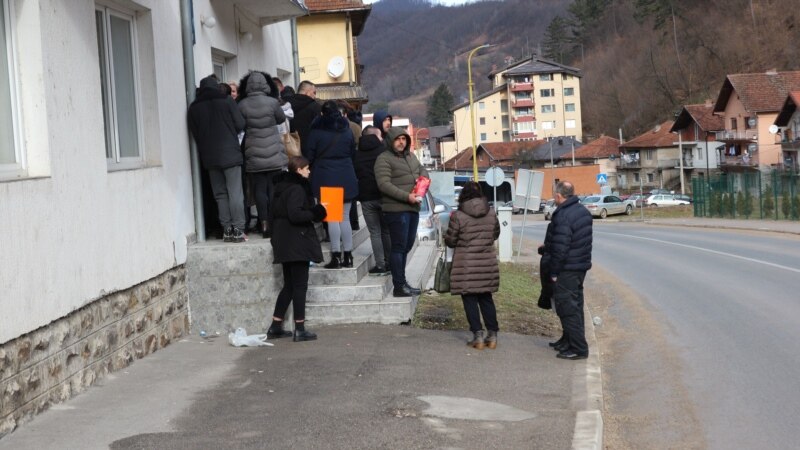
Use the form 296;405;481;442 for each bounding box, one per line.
769;124;779;134
327;56;346;79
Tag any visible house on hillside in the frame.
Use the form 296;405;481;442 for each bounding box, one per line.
0;0;303;433
618;121;681;193
712;70;800;172
427;125;455;169
572;136;620;190
669;102;724;179
449;56;583;154
528;136;583;168
773;91;800;172
297;0;372;108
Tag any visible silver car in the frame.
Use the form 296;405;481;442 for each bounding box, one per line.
417;193;450;242
581;195;634;218
543;199;557;220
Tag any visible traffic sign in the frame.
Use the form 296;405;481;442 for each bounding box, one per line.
596;173;608;184
485;167;505;187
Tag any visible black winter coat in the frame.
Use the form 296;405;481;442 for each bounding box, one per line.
547;195;593;276
269;172;324;264
354;134;385;201
187;76;245;170
287;94;321;155
307;115;359;202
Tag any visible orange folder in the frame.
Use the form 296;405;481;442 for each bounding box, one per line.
320;186;344;222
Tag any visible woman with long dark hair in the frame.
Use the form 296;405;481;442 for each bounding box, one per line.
444;182;501;349
267;156;327;342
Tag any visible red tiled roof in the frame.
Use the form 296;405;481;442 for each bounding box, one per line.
304;0;368;12
441;141;545;170
572;136;619;159
619;121;676;149
442;147;473;171
715;71;800;113
685;104;724;131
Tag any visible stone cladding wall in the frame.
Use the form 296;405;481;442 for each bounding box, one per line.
0;267;189;437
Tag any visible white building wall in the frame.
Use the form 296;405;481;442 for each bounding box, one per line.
0;0;195;344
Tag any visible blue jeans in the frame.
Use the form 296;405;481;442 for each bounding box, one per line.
383;211;419;289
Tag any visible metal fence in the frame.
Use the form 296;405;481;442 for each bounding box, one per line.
692;170;800;220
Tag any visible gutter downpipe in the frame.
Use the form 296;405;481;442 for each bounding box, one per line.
291;17;301;87
180;0;206;241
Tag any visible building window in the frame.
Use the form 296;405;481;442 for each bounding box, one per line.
698;148;703;160
645;149;654;160
565;103;576;112
478;101;485;110
563;87;574;96
96;4;142;167
479;117;486;125
730;118;737;130
566;119;576;129
647;173;654;182
540;88;555;97
539;74;553;81
541;104;555;114
541;121;555;130
1;0;22;175
634;173;640;182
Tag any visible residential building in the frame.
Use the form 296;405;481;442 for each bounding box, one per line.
449;56;583;154
773;91;800;172
618;121;681;192
528;136;583;168
571;136;620;190
712;70;800;171
427;124;455;169
0;0;302;433
297;0;371;107
670;101;724;179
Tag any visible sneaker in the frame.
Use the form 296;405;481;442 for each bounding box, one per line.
223;226;234;242
368;266;391;276
231;227;247;243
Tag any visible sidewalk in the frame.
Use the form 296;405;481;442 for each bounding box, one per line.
0;324;599;449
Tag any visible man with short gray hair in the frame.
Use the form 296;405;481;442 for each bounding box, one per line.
546;181;593;360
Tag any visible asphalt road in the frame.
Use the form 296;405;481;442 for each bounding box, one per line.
517;219;800;449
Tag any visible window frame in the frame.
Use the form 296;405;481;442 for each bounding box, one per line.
565;119;576;129
541;104;555;114
540;88;555;97
563;87;574;96
539;74;553;81
96;3;145;170
565;103;576;112
0;0;24;179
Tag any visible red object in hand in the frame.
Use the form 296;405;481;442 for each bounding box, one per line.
412;176;431;197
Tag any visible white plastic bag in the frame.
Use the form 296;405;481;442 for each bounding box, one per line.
228;327;274;347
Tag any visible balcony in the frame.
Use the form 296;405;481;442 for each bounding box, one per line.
512;98;534;108
510;82;533;92
512;131;537;140
719;153;759;167
512;115;535;123
715;129;758;142
781;138;800;151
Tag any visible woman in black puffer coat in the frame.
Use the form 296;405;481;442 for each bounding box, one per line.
267;156;327;342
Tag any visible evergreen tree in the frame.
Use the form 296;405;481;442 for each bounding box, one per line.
744;190;754;218
763;185;774;218
792;194;800;220
567;0;611;46
426;83;454;127
781;190;791;218
736;191;745;218
542;16;571;64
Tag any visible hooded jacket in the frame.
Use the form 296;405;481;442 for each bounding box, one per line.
237;72;287;172
287;93;322;155
187;76;245;170
547;195;593;276
306;111;359;202
374;127;429;213
444;197;501;295
354;133;385;202
269;171;324;264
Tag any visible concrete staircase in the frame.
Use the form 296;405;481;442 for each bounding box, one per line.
186;215;438;335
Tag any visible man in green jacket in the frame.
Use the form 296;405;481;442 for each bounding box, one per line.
374;127;430;297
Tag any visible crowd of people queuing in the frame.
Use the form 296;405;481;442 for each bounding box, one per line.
187;72;592;355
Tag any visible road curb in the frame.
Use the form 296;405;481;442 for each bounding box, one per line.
570;302;604;450
640;220;800;236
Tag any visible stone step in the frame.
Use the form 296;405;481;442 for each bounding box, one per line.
308;237;376;285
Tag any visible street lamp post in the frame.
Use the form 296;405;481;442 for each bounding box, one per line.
549;135;556;196
468;44;493;181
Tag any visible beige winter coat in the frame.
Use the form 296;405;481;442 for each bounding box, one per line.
444;198;501;295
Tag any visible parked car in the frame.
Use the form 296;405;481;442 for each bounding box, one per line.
543;199;557;220
644;194;690;207
580;195;635;218
647;189;672;196
627;194;646;207
675;194;692;203
417;193;451;242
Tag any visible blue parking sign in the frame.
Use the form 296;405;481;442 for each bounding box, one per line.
596;173;608;184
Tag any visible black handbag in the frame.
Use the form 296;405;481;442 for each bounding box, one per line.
433;249;452;293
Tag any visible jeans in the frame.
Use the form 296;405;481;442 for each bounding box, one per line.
327;202;353;252
272;261;310;322
361;200;391;269
250;169;282;223
383;211;419;289
553;271;588;355
207;166;245;230
461;293;499;333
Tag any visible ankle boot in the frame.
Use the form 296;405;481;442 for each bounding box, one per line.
324;252;341;269
467;330;485;350
266;321;292;339
293;323;317;342
260;221;271;239
484;330;498;349
342;251;353;268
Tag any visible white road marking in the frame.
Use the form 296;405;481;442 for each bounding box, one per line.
597;231;800;274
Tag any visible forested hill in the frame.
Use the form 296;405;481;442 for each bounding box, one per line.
359;0;570;125
360;0;800;140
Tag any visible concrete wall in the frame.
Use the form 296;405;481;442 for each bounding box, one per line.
537;165;601;199
0;0;194;345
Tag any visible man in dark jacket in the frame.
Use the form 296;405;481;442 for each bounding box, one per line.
355;126;391;275
188;75;247;242
545;181;593;360
375;127;429;297
372;111;393;150
288;80;321;157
